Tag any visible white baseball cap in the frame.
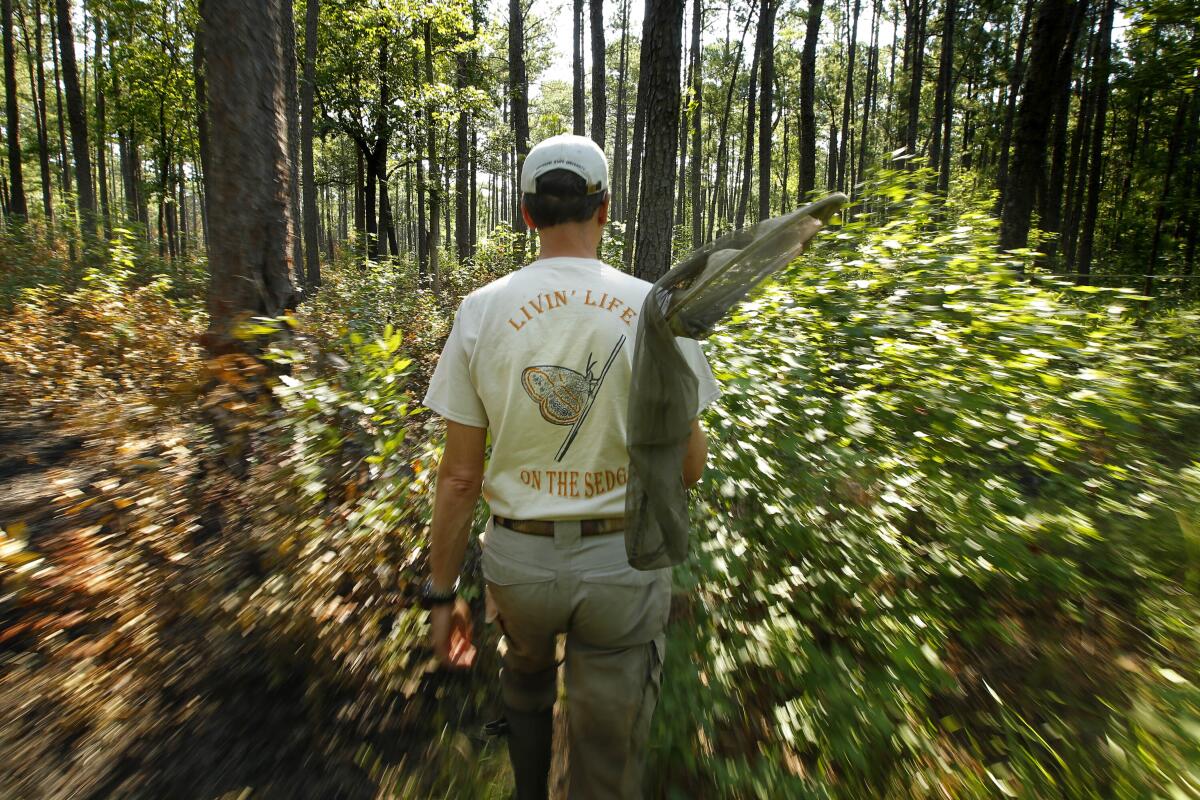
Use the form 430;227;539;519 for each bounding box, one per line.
520;134;609;195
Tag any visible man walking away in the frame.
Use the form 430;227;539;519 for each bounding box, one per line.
421;134;720;799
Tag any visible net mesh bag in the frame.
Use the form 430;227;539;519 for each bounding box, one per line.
625;193;846;570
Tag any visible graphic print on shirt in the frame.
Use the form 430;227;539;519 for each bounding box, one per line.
520;334;626;461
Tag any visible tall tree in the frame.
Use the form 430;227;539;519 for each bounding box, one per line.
901;0;928;162
454;33;471;262
2;0;28;219
572;0;584;135
999;0;1084;252
55;0;95;235
94;16;111;237
423;20;441;289
282;0;303;280
632;0;686;280
995;0;1032;212
199;0;296;352
1075;0;1114;281
612;0;629;218
16;0;53;226
300;0;319;288
757;0;776;220
798;0;823;198
928;0;955;193
508;0;529;258
735;6;762;229
688;0;702;245
837;0;861;191
589;0;605;148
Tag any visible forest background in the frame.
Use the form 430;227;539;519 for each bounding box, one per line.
1;0;1199;797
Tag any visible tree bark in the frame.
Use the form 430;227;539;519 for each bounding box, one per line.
281;0;302;282
757;0;776;220
17;0;51;225
455;46;470;262
199;0;296;352
995;0;1032;212
424;21;441;290
929;0;955;192
300;0;319;287
632;0;686;281
688;0;702;245
55;0;95;236
838;0;861;191
902;0;928;163
735;12;762;229
2;0;28;219
1146;96;1189;294
856;0;880;191
999;0;1083;253
94;16;110;237
572;0;585;135
508;0;529;259
589;0;606;148
798;0;823;198
612;0;630;218
1074;0;1113;282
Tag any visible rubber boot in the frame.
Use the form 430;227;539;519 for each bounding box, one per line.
503;705;553;800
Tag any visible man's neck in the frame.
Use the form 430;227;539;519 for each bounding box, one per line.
535;224;600;260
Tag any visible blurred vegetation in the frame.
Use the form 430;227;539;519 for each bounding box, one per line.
2;170;1199;798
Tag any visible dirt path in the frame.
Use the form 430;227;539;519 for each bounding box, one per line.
0;405;507;799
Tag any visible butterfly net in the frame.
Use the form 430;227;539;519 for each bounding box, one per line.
625;193;846;570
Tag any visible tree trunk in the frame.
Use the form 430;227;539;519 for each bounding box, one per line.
55;0;95;236
17;0;52;226
735;14;762;229
199;0;296;352
996;0;1032;212
508;0;529;259
929;0;955;192
354;145;364;249
612;0;630;218
838;0;861;191
2;0;27;219
94;16;110;237
798;0;823;198
455;45;470;262
688;0;702;245
572;0;585;135
1037;2;1087;266
856;0;880;191
1074;0;1113;282
281;0;302;283
622;41;648;269
589;0;606;148
424;21;441;290
632;0;686;281
902;0;928;163
1147;97;1189;294
757;0;776;220
999;0;1083;252
301;0;319;288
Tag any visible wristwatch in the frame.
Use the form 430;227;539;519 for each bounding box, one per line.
419;578;458;609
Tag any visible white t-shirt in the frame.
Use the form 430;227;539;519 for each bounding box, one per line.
423;256;721;520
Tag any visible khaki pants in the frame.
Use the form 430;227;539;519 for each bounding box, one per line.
483;519;670;800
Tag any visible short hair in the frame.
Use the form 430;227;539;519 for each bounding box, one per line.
523;169;607;228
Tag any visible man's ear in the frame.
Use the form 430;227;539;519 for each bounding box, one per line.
521;200;537;230
597;193;610;226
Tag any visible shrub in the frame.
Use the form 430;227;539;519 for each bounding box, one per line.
650;170;1200;799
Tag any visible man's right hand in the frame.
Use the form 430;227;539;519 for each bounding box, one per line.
431;597;476;670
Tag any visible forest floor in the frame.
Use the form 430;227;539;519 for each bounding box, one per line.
0;391;523;799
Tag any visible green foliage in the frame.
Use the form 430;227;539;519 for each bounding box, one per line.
649;170;1200;798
